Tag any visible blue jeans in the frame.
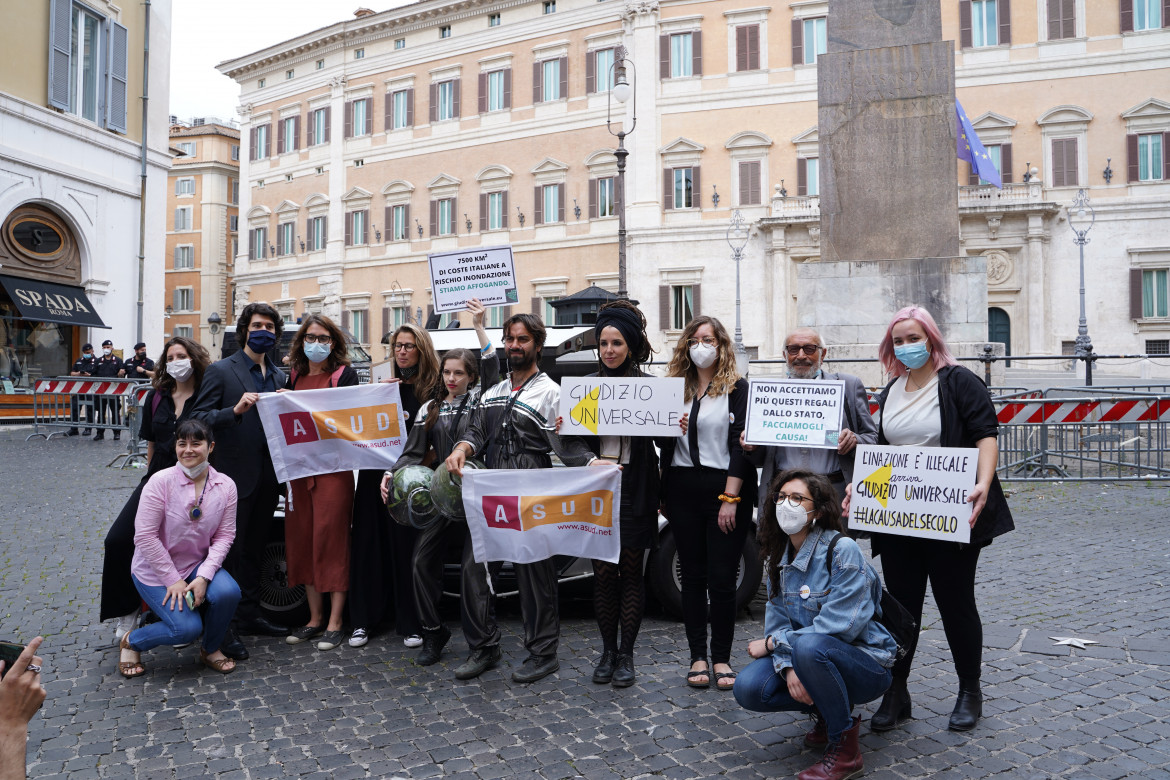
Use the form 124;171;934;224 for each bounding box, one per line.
128;568;240;654
734;633;892;741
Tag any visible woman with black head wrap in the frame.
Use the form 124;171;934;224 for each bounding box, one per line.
574;300;672;688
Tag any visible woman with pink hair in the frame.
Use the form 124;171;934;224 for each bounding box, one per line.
859;305;1014;734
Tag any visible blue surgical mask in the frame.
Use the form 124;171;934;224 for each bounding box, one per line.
303;342;330;364
894;342;931;370
247;329;277;353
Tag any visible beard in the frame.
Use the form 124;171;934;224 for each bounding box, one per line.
508;350;536;371
788;360;822;379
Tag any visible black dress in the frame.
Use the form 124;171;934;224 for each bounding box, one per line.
99;388;193;621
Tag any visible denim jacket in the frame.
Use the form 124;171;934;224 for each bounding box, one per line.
764;526;897;672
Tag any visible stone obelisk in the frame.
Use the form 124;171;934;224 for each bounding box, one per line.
798;0;989;375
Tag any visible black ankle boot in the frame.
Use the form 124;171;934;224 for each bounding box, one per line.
415;626;451;666
870;677;912;732
948;677;982;731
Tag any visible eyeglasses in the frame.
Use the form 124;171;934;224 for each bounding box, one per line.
303;335;332;344
784;344;821;356
773;492;812;506
394;342;417;352
687;337;718;347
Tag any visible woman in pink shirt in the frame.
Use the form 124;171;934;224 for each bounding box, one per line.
118;418;241;677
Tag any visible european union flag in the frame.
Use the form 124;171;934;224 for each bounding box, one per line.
956;100;1002;188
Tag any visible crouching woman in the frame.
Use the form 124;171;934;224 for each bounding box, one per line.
734;469;895;780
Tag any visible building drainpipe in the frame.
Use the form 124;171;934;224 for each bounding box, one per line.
136;0;152;344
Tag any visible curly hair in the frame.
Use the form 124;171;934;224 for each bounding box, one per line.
152;337;211;395
235;302;283;349
288;313;351;379
665;315;741;401
758;468;845;593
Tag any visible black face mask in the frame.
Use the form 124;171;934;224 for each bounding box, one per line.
136;351;146;359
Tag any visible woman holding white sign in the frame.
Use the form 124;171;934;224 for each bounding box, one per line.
858;305;1014;734
661;316;755;691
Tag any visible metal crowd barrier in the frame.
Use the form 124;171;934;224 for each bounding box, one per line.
26;378;150;467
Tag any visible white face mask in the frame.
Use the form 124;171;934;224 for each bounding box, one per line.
166;358;193;381
689;341;718;369
102;348;112;356
776;500;812;535
180;460;209;479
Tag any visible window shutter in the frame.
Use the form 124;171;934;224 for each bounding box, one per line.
428;200;438;236
1127;134;1139;182
106;22;129;133
277;116;286;152
691;166;701;207
452;79;461;118
534;186;543;224
533;61;542;103
173;246;180;267
249;127;257;161
342;310;350;331
792;19;804;66
1047;0;1061;39
1164;132;1170;180
306;217;312;247
1165;0;1170;29
1120;0;1133;30
479;72;488;114
532;297;542;315
386;206;393;239
1062;0;1076;37
798;158;808;196
174;179;181;196
406;89;414;126
366;99;374;134
361;209;369;244
660;35;671;79
501;191;509;228
739;161;750;204
748;24;760;70
692;284;702;317
589;178;598;219
382;307;390;341
173;289;180;312
294;115;302;150
276;227;283;256
998;0;1011;44
48;0;72;110
264;124;271;158
558;57;568;99
248;229;256;260
557;183;565;222
1051;140;1063;187
1000;143;1013;183
345;212;353;246
960;0;973;47
385;92;393;130
451;198;458;232
968;165;980;186
1130;268;1144;319
480;193;488;231
692;31;703;76
345;101;353;138
736;26;749;72
324;106;331;142
586;50;596;93
503;68;512;109
663;169;673;209
658;286;671;330
430;83;438;123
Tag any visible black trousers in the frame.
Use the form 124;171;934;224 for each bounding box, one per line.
413;515;452;631
224;475;281;623
70;394;94;428
515;558;560;658
94;396;122;428
664;466;752;665
877;536;983;680
100;478;147;621
460;533;502;651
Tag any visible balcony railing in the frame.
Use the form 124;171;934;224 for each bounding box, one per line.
769;181;1049;218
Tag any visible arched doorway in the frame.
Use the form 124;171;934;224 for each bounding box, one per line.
988;307;1011;368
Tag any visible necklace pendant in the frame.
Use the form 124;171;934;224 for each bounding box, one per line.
189;506;202;521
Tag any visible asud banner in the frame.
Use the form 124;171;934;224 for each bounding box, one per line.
462;466;622;564
256;383;406;483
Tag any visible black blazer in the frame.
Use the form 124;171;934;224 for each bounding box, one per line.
659;377;757;502
191;350;287;497
874;364;1015;551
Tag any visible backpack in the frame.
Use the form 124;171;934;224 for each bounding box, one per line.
824;533;918;660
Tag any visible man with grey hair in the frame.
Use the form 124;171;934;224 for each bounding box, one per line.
743;327;877;508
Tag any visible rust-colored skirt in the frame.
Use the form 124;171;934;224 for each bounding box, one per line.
285;472;354;593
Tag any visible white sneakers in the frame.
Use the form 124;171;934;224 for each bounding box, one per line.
403;634;423;648
348;628;369;648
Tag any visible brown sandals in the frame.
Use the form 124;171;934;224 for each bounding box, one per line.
199;649;236;674
118;633;145;678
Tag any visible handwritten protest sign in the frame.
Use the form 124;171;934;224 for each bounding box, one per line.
744;378;845;448
428;244;519;313
558;377;685;438
256;383;406;483
848;444;979;543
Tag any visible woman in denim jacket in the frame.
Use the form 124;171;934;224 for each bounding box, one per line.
735;469;895;780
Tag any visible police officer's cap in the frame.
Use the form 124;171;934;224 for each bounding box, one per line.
82;343;93;351
102;339;114;346
133;342;146;350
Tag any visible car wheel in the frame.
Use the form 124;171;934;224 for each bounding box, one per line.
259;519;309;626
648;527;764;621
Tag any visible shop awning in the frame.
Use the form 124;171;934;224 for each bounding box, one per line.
0;274;108;328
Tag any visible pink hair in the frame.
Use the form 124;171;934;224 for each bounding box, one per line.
878;305;958;377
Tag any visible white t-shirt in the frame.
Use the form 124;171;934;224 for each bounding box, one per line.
880;373;942;447
672;392;732;469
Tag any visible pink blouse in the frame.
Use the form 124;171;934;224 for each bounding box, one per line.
131;465;238;587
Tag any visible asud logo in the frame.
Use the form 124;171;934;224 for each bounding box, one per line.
278;404;401;444
481;490;614;532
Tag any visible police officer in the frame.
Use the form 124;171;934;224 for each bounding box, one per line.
67;343;99;436
124;342;155;381
92;339;126;440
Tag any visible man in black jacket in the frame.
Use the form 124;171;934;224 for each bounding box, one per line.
91;339;125;440
192;302;289;656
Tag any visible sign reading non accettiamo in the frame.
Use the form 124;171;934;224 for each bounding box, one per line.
558;377;686;438
744;378;845;448
428;244;519;314
848;444;979;543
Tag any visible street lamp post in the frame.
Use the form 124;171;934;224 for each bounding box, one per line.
1068;188;1095;386
607;46;636;300
727;210;750;376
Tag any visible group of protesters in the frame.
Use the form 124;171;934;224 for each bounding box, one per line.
89;294;1012;780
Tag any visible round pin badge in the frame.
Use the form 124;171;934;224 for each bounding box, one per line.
800;584;811;600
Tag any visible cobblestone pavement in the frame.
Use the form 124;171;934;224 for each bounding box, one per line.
2;429;1168;779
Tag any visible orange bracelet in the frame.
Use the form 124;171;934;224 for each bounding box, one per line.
717;493;741;504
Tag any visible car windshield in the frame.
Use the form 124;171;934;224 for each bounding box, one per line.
348;343;372;363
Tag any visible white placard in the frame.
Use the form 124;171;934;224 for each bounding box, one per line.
428;244;519;314
848;444;979;543
558;377;685;438
744;378;845;448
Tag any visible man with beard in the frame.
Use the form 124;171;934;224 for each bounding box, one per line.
744;328;877;508
124;342;156;381
445;313;605;683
